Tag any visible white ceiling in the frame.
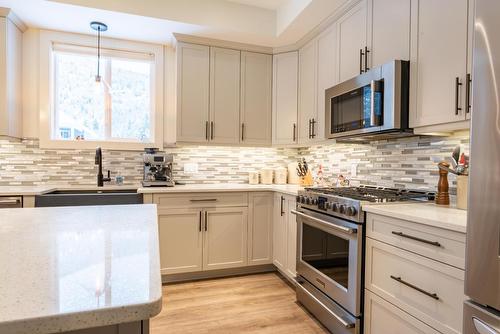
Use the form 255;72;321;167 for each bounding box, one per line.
226;0;291;10
0;0;349;47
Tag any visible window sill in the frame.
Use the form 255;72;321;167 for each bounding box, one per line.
39;139;158;151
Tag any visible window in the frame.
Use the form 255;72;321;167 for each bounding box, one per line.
52;47;154;143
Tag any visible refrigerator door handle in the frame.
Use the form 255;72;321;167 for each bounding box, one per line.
473;317;500;334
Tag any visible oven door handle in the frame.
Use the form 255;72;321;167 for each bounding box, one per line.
291;210;357;234
296;280;356;328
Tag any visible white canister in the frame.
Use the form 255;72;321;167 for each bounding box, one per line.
248;171;259;185
287;162;300;184
274;168;287;184
260;168;274;184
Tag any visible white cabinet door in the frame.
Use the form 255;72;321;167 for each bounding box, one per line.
316;24;337;142
272;51;298;145
176;42;210;143
298;39;318;145
285;196;297;279
336;0;368;82
368;0;411;69
247;192;273;265
364;290;440;334
273;193;287;271
240;51;272;145
0;17;22;138
203;207;248;270
209;47;241;144
409;0;469;128
157;208;203;275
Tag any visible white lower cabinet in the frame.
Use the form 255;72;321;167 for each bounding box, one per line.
273;193;297;281
364;290;440;334
364;213;466;334
158;208;203;275
154;192;272;277
203;207;248;270
248;192;274;265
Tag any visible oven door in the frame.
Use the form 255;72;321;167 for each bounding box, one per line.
294;208;363;317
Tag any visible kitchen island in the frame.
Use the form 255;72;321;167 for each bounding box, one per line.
0;204;162;334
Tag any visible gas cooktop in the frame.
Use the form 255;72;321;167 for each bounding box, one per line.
297;185;434;223
306;186;434;203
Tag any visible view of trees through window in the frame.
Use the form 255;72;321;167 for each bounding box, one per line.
53;51;152;142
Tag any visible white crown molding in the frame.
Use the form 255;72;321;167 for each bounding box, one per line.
0;7;27;32
173;32;273;54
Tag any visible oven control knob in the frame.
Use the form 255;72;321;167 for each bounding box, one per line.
299;196;305;204
312;198;318;205
331;203;339;212
325;202;331;209
339;204;346;214
346;206;357;216
304;197;310;205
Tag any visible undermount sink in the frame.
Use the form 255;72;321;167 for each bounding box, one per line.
35;189;143;207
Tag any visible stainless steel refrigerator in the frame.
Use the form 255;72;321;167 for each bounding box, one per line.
463;0;500;333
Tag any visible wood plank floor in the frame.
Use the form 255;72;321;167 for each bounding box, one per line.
150;272;329;334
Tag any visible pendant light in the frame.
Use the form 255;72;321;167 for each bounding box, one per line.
90;21;108;83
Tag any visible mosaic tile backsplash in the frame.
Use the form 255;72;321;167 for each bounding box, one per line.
0;134;469;192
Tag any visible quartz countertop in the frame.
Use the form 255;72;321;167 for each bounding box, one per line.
0;184;302;197
0;204;162;334
137;183;303;196
0;186;56;196
363;202;467;233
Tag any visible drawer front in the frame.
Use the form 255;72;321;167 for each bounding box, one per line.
153;192;248;208
366;238;465;334
366;213;466;269
364;290;440;334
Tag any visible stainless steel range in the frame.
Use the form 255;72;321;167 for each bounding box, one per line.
293;186;433;334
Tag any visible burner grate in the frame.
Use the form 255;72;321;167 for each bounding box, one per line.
305;185;434;202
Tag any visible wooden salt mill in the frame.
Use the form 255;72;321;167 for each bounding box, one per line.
436;161;450;205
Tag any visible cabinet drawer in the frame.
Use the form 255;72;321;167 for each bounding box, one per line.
366;213;466;269
366;238;465;334
364;290;440;334
153;192;248;208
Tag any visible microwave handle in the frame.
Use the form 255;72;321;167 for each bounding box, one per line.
370;80;383;127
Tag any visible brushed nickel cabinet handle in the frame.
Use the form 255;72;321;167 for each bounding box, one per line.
390;275;439;300
359;48;364;74
391;231;441;247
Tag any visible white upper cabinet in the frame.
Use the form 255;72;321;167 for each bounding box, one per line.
209;47;241;144
367;0;411;69
316;25;337;142
0;14;22;138
240;51;272;145
272;51;299;145
336;0;368;82
409;0;470;129
176;42;210;143
298;39;318;145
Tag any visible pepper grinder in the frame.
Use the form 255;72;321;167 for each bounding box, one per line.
436;161;450;205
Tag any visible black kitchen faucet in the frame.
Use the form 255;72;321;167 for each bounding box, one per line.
95;147;111;187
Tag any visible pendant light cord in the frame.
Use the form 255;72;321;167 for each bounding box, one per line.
97;26;101;80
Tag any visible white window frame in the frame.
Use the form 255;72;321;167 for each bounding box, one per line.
39;30;164;150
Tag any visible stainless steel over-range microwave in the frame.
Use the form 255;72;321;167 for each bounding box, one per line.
325;60;410;140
